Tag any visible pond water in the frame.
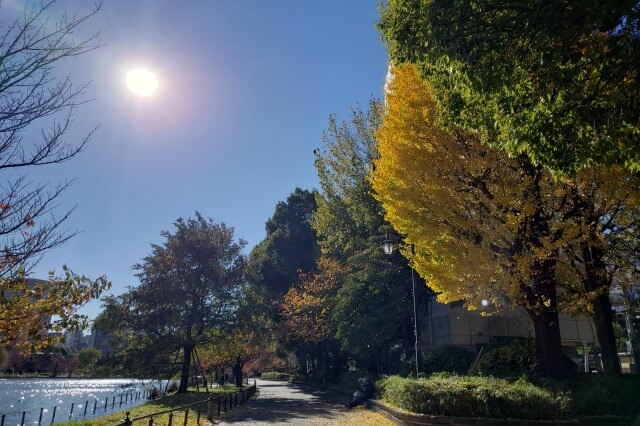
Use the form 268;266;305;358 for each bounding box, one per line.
0;378;165;425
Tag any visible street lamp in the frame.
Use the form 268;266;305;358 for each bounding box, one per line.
383;236;420;378
382;235;395;256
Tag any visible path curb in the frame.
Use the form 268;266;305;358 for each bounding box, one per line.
369;400;633;426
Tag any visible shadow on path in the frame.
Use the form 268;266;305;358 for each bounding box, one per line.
217;379;350;425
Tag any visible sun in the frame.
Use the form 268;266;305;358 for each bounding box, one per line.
126;68;158;97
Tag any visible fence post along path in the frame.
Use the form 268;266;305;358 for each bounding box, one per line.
112;382;257;425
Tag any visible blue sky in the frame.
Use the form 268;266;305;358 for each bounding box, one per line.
13;1;388;320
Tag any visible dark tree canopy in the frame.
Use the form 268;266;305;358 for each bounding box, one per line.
378;0;640;174
247;188;319;299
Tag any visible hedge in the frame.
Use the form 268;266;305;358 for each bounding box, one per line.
377;374;571;421
261;371;290;381
422;345;475;374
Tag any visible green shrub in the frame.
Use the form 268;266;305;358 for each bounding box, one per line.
261;371;290;380
422;346;475;374
165;380;179;393
474;338;536;375
560;374;640;417
378;374;571;421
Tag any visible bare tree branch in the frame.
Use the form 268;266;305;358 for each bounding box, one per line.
0;0;103;276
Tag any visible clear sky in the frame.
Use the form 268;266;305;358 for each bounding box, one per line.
14;1;388;320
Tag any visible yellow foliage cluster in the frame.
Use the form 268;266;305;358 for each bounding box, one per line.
1;269;110;349
372;64;640;314
374;64;521;308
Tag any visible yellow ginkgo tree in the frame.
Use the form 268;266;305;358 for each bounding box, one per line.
372;64;640;376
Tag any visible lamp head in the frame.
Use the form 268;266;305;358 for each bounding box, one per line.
382;238;395;255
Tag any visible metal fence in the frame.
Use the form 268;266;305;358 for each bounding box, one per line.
0;389;150;426
114;382;257;426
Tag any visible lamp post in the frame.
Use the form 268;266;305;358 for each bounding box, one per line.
383;235;419;378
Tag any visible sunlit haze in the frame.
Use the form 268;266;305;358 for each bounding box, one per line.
25;0;387;320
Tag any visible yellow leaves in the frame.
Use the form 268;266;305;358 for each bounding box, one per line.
1;272;110;350
371;64;533;309
373;61;640;328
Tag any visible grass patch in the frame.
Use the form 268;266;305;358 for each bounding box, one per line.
59;386;242;426
260;371;290;380
187;385;241;394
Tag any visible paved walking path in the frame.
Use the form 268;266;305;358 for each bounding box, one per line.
215;379;393;425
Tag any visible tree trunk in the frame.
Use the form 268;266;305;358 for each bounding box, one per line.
178;345;193;393
400;317;413;360
582;242;621;375
233;356;244;387
591;293;620;374
622;286;638;373
526;258;568;378
311;355;317;381
51;359;59;378
517;160;567;378
296;351;308;380
529;308;566;377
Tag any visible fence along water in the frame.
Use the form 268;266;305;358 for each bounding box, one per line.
114;382;258;426
0;388;149;426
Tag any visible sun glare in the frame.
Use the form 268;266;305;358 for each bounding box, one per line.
126;68;158;97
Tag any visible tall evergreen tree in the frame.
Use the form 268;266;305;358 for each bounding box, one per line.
247;188;319;300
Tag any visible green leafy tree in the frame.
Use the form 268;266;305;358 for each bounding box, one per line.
77;347;101;370
99;213;246;393
314;103;428;371
378;0;640;174
313;104;385;260
91;315;174;379
331;249;414;372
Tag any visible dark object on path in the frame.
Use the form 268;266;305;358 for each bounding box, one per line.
148;387;161;399
345;377;374;409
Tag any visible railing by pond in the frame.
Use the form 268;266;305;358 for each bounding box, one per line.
114;382;257;426
0;388;150;426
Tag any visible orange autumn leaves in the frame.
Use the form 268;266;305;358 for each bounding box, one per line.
280;257;343;343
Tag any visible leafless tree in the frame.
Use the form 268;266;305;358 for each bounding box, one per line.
0;0;103;277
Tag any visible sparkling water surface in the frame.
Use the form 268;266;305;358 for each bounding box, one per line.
0;378;162;425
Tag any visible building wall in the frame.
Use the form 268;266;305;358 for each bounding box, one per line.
420;300;596;352
63;330;87;351
87;328;116;357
